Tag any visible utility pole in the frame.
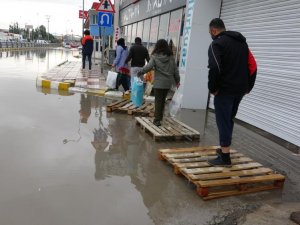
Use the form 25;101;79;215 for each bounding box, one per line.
82;0;85;37
45;15;50;42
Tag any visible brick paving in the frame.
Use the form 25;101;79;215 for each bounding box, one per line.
42;61;107;90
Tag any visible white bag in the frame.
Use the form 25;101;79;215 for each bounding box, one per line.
144;82;153;96
106;71;118;89
169;85;183;118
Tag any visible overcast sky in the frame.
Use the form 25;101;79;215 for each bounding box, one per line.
0;0;114;35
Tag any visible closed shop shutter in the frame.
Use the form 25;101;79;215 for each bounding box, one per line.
209;0;300;146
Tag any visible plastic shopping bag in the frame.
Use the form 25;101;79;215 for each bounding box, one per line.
131;77;144;107
169;85;183;118
144;82;153;96
106;71;118;89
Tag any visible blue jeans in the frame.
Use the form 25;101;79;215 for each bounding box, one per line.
214;94;244;147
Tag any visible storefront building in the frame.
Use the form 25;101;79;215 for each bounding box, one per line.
115;0;300;147
118;0;186;65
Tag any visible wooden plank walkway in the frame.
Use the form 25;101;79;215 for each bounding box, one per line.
158;146;285;200
106;100;155;117
135;117;200;141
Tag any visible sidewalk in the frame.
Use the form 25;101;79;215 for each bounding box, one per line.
41;60;111;90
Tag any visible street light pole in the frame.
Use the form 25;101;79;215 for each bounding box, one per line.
46;15;50;42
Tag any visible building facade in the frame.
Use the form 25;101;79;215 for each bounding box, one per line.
115;0;300;147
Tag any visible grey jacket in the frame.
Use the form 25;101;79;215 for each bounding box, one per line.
139;54;180;89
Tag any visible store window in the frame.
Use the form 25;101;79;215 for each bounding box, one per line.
131;23;137;44
136;21;143;40
168;9;182;63
127;24;132;45
158;13;170;40
142;19;151;48
91;14;97;25
149;16;159;53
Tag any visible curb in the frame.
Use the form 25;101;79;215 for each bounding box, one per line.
36;78;71;91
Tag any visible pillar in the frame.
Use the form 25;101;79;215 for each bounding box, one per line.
179;0;222;109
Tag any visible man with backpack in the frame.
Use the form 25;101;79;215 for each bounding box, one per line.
81;30;94;70
207;18;257;166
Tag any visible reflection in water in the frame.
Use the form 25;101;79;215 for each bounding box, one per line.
79;94;92;123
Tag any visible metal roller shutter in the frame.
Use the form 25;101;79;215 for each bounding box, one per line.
209;0;300;146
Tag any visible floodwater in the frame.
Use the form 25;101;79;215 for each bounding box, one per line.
0;49;299;225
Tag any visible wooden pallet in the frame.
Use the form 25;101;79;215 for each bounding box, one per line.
119;102;155;117
106;100;155;117
106;99;130;112
136;117;200;141
158;146;285;200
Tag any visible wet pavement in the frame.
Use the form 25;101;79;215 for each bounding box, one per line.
0;49;299;225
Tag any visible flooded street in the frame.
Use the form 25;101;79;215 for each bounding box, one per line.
0;49;299;225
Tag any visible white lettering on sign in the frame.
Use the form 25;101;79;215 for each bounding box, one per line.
180;0;194;71
147;0;173;13
122;4;140;24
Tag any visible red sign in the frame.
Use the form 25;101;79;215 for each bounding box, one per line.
79;10;88;19
96;0;115;13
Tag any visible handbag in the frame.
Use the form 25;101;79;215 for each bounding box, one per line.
106;70;118;89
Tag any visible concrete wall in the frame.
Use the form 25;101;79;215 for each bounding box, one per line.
180;0;222;109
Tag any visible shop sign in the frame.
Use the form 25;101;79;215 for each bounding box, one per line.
120;0;186;26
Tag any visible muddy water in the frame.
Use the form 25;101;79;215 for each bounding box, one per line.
0;49;206;225
0;49;299;225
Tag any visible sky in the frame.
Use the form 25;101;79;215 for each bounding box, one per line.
0;0;114;36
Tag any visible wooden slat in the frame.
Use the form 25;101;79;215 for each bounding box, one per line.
197;174;285;187
190;168;273;181
159;146;220;154
175;157;253;169
165;118;196;136
170;118;200;135
164;149;237;159
108;99;126;107
140;117;169;136
201;185;283;200
113;100;130;108
182;162;263;175
170;153;245;163
163;119;194;136
136;117;163;137
120;102;134;109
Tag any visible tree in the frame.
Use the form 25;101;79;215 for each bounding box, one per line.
9;22;20;34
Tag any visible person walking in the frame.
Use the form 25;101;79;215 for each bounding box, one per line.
81;30;93;70
125;37;150;88
207;18;257;166
138;39;180;127
112;38;130;92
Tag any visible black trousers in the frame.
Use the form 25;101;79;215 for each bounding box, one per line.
214;94;244;147
82;53;92;70
116;73;130;91
154;88;169;122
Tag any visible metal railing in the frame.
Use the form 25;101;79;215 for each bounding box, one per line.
0;41;61;49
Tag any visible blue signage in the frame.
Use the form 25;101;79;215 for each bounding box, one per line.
98;12;113;27
90;25;114;36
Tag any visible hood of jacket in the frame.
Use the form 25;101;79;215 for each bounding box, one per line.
152;54;172;65
222;31;246;43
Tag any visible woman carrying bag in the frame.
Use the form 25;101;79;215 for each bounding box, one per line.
138;39;180;126
112;38;130;92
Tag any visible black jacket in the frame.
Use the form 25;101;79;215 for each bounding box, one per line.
208;31;254;95
81;35;94;55
125;43;150;67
